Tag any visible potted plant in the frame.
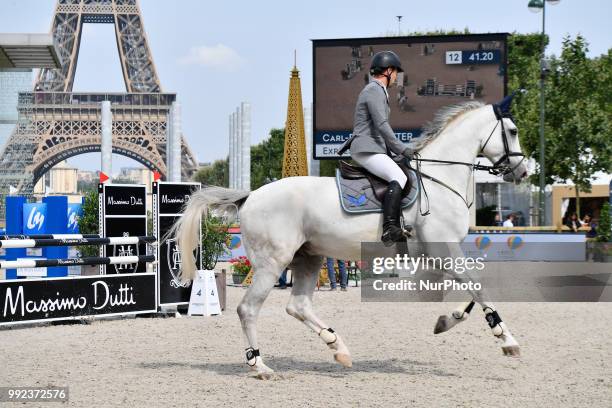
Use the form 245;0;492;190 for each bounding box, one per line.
77;190;100;275
230;256;251;284
201;213;230;270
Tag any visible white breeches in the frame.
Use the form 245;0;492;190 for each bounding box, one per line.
352;153;407;188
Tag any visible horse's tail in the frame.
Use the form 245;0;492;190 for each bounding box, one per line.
172;186;250;283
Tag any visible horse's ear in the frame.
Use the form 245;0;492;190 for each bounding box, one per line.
493;91;517;119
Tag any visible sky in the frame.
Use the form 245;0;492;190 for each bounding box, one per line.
0;0;610;172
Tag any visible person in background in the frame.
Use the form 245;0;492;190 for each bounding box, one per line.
565;212;581;233
582;214;597;238
502;213;515;227
493;213;503;227
326;258;348;291
275;268;288;289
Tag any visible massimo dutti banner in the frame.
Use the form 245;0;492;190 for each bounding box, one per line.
0;273;156;325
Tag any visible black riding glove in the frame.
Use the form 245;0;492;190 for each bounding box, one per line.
402;147;415;159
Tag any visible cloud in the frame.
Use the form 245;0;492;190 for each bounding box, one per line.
179;44;245;70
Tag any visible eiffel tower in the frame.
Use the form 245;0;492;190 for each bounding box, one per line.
0;0;198;214
282;58;308;178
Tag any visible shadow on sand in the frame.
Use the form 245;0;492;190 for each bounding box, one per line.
138;356;456;378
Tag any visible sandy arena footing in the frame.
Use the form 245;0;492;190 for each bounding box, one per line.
1;285;611;407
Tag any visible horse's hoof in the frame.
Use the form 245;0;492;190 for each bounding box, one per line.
502;345;521;358
334;353;352;368
434;315;449;334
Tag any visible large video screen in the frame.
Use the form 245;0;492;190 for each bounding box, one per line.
312;34;507;159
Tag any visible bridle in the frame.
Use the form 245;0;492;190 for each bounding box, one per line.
411;105;525;176
480;105;526;176
408;104;526;213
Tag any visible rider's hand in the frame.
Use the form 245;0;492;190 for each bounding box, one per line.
402;147;414;159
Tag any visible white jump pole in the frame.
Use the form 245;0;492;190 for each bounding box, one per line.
0;255;156;270
0;234;100;240
0;236;156;249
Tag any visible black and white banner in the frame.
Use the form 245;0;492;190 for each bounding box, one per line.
99;184;148;274
153;182;201;306
102;184;147;216
0;273;156;325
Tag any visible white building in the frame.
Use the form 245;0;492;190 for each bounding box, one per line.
77;170;99;183
117;167;154;186
0;69;32;149
304;104;319;176
33;161;78;195
228;102;251;190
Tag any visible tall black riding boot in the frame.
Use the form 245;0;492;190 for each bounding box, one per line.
381;180;406;246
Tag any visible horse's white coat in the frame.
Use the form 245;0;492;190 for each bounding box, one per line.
175;103;528;377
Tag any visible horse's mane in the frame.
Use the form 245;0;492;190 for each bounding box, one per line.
411;101;485;151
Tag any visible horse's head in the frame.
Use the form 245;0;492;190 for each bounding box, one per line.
479;93;528;183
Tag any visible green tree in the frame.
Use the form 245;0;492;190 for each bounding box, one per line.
495;33;611;219
507;32;547;163
250;128;285;190
595;202;611;242
193;159;229;187
507;33;547;91
77;179;98;194
530;36;611;216
77;190;99;257
383;28;471;37
319;160;340;177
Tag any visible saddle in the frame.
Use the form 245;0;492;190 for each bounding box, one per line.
338;160;413;201
335;159;419;214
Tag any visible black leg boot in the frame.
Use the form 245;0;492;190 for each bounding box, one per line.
381;180;407;246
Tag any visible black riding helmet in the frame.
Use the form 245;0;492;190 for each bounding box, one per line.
369;51;404;75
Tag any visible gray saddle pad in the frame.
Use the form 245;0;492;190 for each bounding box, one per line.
335;168;419;214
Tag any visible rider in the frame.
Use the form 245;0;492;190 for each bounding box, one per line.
347;51;414;246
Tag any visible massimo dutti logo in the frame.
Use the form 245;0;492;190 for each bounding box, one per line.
107;196;144;206
3;281;137;318
160;194;190;205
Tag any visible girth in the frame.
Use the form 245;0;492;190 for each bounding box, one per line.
338;160;412;202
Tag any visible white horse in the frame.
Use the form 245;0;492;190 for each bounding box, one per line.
174;100;528;379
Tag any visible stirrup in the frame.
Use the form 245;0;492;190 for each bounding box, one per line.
381;225;408;246
400;216;413;237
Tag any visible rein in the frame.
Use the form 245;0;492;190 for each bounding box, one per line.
411;121;508;176
410;151;475;215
